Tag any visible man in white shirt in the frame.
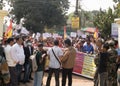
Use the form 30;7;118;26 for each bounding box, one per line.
4;37;18;86
46;40;63;86
11;36;25;83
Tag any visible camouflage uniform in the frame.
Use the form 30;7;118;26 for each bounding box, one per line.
107;47;118;86
94;53;100;86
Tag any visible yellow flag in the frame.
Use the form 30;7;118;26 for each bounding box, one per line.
5;20;12;38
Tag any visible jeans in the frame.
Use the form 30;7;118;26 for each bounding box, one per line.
23;62;32;82
8;67;18;86
62;68;73;86
46;68;60;86
16;64;23;82
34;71;43;86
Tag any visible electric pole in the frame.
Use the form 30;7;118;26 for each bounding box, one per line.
75;0;79;15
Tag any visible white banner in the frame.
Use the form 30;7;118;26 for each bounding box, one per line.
111;23;118;38
53;33;59;38
70;32;77;37
21;27;29;35
42;33;52;39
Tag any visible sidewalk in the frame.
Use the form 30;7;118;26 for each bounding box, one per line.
20;72;93;86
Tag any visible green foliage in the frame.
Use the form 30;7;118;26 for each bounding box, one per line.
93;2;120;37
12;0;69;32
93;8;115;37
67;10;99;29
0;4;2;10
0;0;3;10
80;10;97;28
113;0;120;3
114;3;120;17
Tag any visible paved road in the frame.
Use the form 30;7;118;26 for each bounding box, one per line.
20;72;94;86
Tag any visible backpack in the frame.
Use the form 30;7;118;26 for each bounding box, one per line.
0;56;10;84
30;53;38;72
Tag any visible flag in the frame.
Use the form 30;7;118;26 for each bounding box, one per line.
94;28;99;39
5;20;13;38
64;26;67;39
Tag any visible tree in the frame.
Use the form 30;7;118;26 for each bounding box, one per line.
82;10;95;27
0;0;3;10
113;0;120;17
113;0;120;3
93;8;115;37
12;0;69;32
79;10;98;28
0;3;2;10
114;3;120;17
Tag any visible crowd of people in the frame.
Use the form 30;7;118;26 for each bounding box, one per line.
0;34;120;86
0;35;76;86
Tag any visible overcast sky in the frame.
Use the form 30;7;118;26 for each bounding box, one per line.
68;0;116;13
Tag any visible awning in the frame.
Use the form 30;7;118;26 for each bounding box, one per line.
81;27;96;33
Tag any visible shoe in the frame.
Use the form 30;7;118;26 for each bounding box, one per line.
22;81;26;84
30;77;33;80
21;80;26;84
26;80;30;83
20;80;24;83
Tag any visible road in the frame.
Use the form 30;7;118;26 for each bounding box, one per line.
20;72;94;86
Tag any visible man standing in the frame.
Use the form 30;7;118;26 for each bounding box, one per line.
94;38;104;86
107;40;118;86
4;37;18;86
97;43;109;86
23;40;34;83
34;43;46;86
46;40;63;86
11;36;25;83
60;39;76;86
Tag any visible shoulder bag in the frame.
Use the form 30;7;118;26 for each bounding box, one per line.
52;49;61;66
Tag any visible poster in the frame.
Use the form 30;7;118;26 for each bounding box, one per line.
73;52;96;79
71;17;80;29
111;23;118;38
73;52;84;74
70;32;77;38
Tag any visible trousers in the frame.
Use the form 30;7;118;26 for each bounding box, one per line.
46;68;60;86
62;68;73;86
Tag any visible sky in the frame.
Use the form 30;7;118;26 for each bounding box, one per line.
3;0;116;15
68;0;116;13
